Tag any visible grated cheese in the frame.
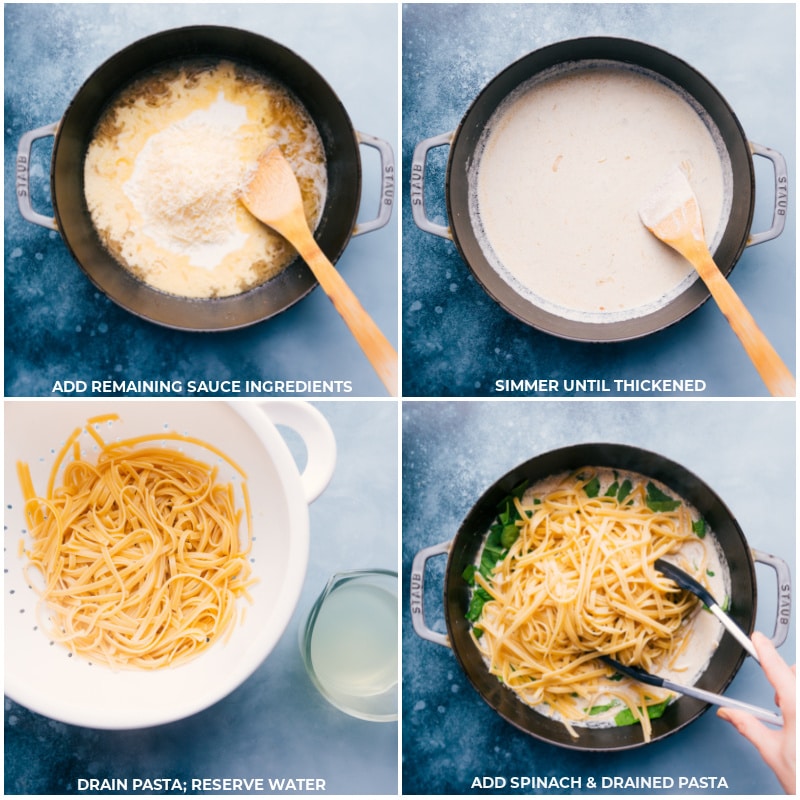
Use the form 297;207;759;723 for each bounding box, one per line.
124;93;251;270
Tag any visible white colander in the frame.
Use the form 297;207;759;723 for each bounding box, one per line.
4;399;336;729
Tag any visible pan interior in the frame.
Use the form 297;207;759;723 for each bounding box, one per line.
444;444;754;751
467;60;734;326
82;57;328;301
467;467;729;735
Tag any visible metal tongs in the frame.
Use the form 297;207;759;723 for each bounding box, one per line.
597;557;784;727
655;557;759;661
599;656;783;727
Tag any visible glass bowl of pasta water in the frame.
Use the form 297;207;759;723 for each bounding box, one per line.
300;569;398;721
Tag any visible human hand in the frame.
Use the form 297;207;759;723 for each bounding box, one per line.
717;631;796;794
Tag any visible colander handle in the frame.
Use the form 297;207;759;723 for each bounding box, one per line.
259;400;337;505
410;538;452;647
746;142;788;247
752;548;792;648
411;131;454;240
16;121;58;231
352;131;395;237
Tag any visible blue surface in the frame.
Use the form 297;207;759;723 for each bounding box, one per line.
402;3;796;397
402;400;795;794
4;400;398;794
4;4;398;398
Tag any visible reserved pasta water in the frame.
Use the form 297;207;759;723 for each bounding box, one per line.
301;570;398;721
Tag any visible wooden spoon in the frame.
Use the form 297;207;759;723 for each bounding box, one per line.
241;145;398;396
639;167;795;397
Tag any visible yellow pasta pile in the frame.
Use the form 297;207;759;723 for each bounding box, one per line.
17;415;254;669
472;469;707;739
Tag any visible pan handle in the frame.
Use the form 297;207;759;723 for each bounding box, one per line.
16;122;59;231
746;142;788;247
411;131;454;239
352;131;395;237
410;539;452;647
752;548;792;648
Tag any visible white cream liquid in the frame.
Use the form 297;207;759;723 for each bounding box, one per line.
310;582;398;699
84;60;327;299
471;63;731;322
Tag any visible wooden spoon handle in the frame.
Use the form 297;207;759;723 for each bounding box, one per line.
694;249;795;397
295;232;398;396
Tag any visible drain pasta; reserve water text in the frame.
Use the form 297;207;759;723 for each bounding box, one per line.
76;776;327;793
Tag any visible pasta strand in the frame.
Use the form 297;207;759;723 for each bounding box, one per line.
18;421;255;670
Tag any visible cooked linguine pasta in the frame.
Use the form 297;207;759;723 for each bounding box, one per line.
466;467;724;741
16;415;255;670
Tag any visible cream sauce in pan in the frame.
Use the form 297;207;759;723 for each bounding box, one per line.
84;60;327;299
470;63;731;323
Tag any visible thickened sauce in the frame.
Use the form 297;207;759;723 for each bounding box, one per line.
470;63;731;322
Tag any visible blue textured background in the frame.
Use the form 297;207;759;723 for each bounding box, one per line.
402;399;795;794
5;3;398;398
402;3;795;397
5;400;398;794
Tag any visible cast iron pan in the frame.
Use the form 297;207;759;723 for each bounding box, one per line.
446;38;756;342
443;443;756;750
50;26;362;331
